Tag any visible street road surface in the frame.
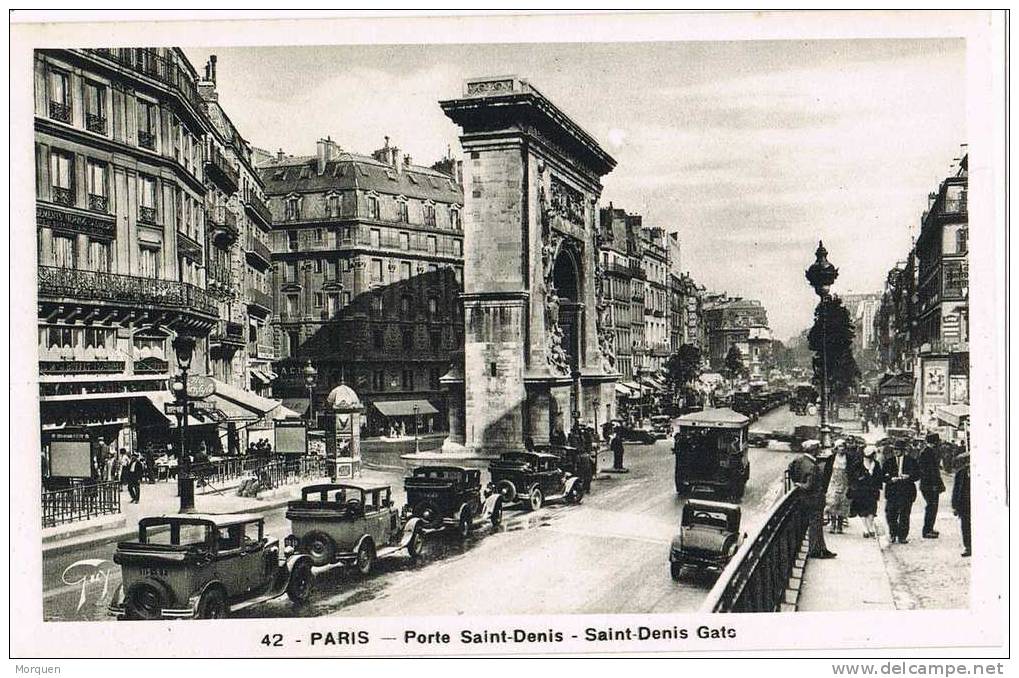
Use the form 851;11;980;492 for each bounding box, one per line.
43;406;810;621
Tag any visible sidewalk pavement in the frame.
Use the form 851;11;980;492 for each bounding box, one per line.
42;464;406;556
798;428;970;611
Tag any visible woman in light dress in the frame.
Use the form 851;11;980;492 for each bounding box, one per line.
825;439;852;533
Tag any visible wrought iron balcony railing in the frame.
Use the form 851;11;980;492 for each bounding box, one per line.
38;266;218;317
138;205;158;224
83;48;203;114
87;194;108;213
49;101;71;123
133;358;169;375
206;147;239;194
247;287;273;313
51;186;74;207
138;130;157;150
208;207;239;244
245;233;272;267
85;113;107;134
244;195;273;227
39;360;126;376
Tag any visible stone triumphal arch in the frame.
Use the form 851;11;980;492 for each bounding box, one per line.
440;76;619;456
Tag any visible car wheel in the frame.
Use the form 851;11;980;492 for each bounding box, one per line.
196;587;228;619
490;501;503;529
676;481;689;496
670;561;683;581
567;485;584;505
355;539;376;576
407;527;424;559
528;487;543;511
457;508;473;539
125;580;170;620
302;531;336;567
496;480;516;504
286;560;313;603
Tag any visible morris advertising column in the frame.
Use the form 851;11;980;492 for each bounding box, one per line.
441;77;618;456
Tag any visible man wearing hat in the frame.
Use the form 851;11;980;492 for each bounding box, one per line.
882;441;919;544
951;452;971;557
918;433;946;538
788;440;836;559
125;451;144;504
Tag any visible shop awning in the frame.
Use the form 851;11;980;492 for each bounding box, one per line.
621;381;642;394
143;393;224;426
372;399;438;417
281;398;310;417
211;378;281;416
270;404;302;420
936;404;970;428
878;373;914;397
615;382;636;397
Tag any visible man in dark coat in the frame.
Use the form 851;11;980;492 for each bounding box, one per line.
788;442;836;558
125;452;144;504
951;453;971;557
610;431;626;471
918;434;946;538
550;424;567;448
882;443;919;543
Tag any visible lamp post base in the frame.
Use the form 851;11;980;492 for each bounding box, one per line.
178;476;195;513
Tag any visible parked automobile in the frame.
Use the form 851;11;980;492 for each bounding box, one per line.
402;466;503;538
673;408;751;500
486;451;584;511
108;513;313;620
614;423;657;445
285;483;423;575
669;499;746;579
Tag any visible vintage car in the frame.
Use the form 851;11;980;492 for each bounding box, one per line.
402;466;503;538
673;408;751;500
650;415;674;440
614;423;657;445
486;451;584;511
108;513;313;620
285;483;422;574
669;499;745;579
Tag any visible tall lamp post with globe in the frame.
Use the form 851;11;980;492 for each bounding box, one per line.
805;241;839;450
170;334;197;513
303;360;318;430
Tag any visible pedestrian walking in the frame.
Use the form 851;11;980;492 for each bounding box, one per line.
882;443;919;543
849;445;883;538
824;440;851;534
788;441;836;558
126;452;143;503
610;430;626;471
143;445;156;484
918;433;946;538
550;424;567;448
575;445;593;493
117;448;131;489
951;452;971;557
96;437;110;481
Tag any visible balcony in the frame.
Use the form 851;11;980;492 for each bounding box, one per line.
85;113;107;134
206;147;239;195
51;186;74;207
138;205;158;225
244;195;273;227
83;48;204;115
133;358;169;375
49;101;71;123
211;320;246;349
176;229;203;263
247;287;273;315
245;234;272;268
39;360;126;376
38;266;218;320
138;130;157;151
88;194;109;213
208;207;239;245
206;259;232;292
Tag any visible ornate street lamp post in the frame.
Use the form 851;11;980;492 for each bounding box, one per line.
171;334;196;513
303;360;318;430
413;404;420;455
805;241;839;450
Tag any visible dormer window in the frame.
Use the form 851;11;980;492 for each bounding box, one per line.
367;195;380;220
285;195;301;221
423;203;436;227
397;200;408;223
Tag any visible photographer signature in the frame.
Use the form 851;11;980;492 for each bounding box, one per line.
62;559;117;612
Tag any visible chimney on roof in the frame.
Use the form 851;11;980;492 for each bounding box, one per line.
316;136;340;175
209;55;217;83
277;148;285;161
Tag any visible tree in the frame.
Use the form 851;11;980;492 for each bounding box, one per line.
808;295;861;410
722;345;748;383
664;343;702;405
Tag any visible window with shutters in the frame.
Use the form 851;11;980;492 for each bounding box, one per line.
52;235;76;269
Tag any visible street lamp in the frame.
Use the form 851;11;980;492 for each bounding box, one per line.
171;334;196;513
303;360;318;430
593;398;600;430
413;405;420;454
806;240;839;450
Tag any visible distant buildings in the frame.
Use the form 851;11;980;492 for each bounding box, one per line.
841;292;881;352
255;136;465;435
874;151;969;438
703;295;772;376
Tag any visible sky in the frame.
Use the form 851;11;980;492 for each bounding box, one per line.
183;39;966;341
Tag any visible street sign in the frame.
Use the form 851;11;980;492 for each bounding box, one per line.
164;403;186;416
187;375;216;399
164;401;218;416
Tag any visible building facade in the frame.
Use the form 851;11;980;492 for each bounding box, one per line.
703;295;771;371
196;56;276;399
35;48;219;460
598;205;638;380
256;137;465;435
639;226;671;379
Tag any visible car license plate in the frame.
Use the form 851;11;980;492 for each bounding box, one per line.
694;485;713;493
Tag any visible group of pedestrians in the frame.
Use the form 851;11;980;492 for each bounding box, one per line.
93;437;150;504
818;433;971;558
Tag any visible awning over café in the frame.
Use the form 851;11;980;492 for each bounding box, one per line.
281;398;310;418
372;399;438;418
936;404;970;428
